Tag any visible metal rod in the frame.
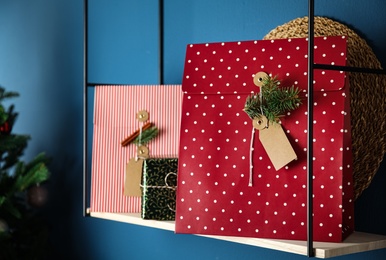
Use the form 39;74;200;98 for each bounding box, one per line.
307;0;315;257
86;83;128;87
313;64;386;75
159;0;164;85
83;0;90;217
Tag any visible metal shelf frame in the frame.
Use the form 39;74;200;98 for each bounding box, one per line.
82;0;165;218
82;0;386;258
306;0;385;256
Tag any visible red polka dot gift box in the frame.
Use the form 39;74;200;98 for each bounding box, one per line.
175;36;354;242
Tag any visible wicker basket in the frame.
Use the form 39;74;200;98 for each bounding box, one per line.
264;16;386;200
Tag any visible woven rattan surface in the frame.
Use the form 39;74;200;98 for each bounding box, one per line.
264;16;385;200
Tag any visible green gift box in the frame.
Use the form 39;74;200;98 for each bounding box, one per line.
141;158;178;220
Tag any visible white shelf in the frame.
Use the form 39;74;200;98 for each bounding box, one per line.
90;212;386;258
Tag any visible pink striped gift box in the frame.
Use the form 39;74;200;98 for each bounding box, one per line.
90;85;182;213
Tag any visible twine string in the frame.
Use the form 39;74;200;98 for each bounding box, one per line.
138;122;143;146
248;127;256;187
140;172;177;212
135;123;144;161
248;87;263;187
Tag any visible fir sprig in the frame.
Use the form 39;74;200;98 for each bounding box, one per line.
0;87;19;125
0;134;30;170
0;87;19;101
244;75;302;123
132;126;159;145
0;86;51;259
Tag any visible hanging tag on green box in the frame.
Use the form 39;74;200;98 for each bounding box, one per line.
124;158;143;197
124;145;149;197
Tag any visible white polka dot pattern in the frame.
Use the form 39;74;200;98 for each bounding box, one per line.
175;36;354;242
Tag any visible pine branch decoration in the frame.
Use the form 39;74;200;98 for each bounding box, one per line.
0;87;19;124
132;126;159;145
244;75;302;123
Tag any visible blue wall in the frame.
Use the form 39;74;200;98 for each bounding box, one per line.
1;0;385;259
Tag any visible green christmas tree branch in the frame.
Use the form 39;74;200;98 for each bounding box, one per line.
1;198;22;219
14;153;50;191
0;86;51;258
0;153;49;219
0;134;30;170
0;87;19;125
0;87;19;100
132;126;159;145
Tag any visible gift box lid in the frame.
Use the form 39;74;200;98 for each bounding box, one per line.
182;36;347;95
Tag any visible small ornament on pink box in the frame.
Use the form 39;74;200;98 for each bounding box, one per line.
244;72;302;185
122;110;178;220
122;110;159;197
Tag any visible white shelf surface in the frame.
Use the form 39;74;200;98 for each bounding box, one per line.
90;212;386;258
